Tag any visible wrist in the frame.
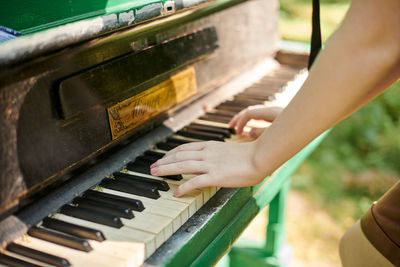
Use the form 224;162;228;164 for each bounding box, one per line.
249;138;274;180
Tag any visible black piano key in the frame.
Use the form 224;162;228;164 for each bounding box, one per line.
127;159;158;175
236;92;273;101
114;172;170;191
42;217;105;242
224;100;259;107
131;158;153;169
165;137;191;145
101;178;160;199
199;114;232;123
156;141;181;151
7;242;71;267
206;111;234;118
83;190;145;212
208;109;237;117
126;160;183;181
215;104;244;113
136;155;158;164
73;197;134;219
250;80;284;87
251;82;284;90
216;100;246;108
176;129;225;141
186;124;231;138
144;150;165;159
244;88;278;98
0;253;41;267
28;226;92;252
233;95;266;104
190;123;235;134
59;205;123;229
127;160;151;172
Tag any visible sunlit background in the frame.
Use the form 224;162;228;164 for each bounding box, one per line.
236;0;400;266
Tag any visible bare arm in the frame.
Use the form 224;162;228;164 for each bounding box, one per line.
252;0;400;177
151;0;400;197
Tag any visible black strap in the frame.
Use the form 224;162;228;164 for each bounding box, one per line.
308;0;322;69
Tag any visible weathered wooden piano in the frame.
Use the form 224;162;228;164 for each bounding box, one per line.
0;0;326;266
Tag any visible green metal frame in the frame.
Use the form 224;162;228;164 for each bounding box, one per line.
161;131;329;266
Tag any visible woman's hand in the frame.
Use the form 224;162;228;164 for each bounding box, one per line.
150;141;267;197
229;105;283;137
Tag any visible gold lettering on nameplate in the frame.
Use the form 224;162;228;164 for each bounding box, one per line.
107;67;197;140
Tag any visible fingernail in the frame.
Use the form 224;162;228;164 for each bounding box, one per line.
150;167;158;175
173;188;181;197
150;163;156;168
250;128;256;138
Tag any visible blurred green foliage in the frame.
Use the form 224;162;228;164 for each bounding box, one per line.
292;83;400;228
279;0;350;42
279;0;400;228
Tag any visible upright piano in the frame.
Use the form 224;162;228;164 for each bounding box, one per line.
0;0;325;266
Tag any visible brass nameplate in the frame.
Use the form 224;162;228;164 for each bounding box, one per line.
108;67;197;139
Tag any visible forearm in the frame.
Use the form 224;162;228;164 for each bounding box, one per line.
351;62;400;114
253;0;400;176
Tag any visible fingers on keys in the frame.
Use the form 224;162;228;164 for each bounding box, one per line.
229;109;251;135
173;175;210;197
151;160;207;176
165;141;207;156
249;127;265;138
151;151;203;166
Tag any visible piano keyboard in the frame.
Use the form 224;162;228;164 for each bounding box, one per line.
0;64;305;267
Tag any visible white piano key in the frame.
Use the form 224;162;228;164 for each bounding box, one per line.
209;187;217;196
122;170;206;216
96;189;174;248
2;250;53;267
203;187;211;203
14;235;132;267
53;213;152;260
101;188;189;232
159;184;203;216
193;119;229;128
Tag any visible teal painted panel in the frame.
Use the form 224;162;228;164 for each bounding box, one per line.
0;0;162;34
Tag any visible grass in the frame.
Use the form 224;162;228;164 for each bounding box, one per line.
279;0;400;230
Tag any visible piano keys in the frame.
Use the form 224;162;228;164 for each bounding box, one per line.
1;63;305;266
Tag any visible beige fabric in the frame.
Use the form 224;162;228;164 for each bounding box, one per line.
361;181;400;266
339;220;394;267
